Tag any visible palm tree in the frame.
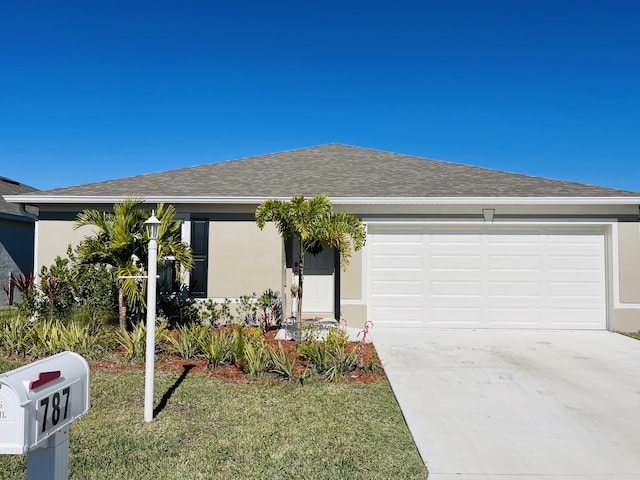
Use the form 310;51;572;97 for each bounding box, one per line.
74;197;194;331
256;194;366;342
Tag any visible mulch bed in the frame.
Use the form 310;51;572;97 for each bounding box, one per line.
89;326;385;384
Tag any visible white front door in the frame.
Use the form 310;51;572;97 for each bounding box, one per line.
293;245;335;315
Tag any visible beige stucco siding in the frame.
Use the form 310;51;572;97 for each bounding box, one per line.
617;221;640;304
340;304;367;329
341;248;362;300
208;221;283;299
339;248;366;327
37;220;94;271
613;309;640;332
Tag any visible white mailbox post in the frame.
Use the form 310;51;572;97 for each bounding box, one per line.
0;351;90;479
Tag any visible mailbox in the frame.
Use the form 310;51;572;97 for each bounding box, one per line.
0;351;90;454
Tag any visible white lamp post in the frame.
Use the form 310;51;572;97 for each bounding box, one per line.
143;211;161;422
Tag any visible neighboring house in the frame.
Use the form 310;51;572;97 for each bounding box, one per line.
4;144;640;331
0;177;37;306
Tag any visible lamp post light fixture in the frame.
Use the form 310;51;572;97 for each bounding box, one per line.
143;211;161;422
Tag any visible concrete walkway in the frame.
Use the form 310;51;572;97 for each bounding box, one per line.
371;329;640;479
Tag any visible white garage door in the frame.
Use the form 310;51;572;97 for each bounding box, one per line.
366;225;607;329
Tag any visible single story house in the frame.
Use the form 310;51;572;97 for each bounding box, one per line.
5;144;640;332
0;177;37;306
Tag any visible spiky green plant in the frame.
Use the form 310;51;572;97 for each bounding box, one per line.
198;328;234;368
163;322;208;359
115;319;168;361
59;322;114;360
269;341;296;380
28;320;65;357
0;316;32;357
243;338;271;378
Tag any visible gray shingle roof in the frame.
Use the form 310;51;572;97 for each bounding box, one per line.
16;144;640;198
0;177;38;216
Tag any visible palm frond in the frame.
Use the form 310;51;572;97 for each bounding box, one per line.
72;195;194;322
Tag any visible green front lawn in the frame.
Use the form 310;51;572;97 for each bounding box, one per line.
0;359;426;479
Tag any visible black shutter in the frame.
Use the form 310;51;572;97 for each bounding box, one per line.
190;219;208;298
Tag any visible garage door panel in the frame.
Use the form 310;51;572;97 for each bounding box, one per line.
548;297;604;308
488;281;541;296
488;255;542;271
431;307;483;324
370;269;424;282
547;308;604;328
488;308;542;325
371;233;424;245
548;256;604;272
370;280;423;296
431;281;483;296
430;254;482;270
371;253;423;269
367;226;607;330
487;296;544;308
430;270;483;282
429;233;482;246
488;234;542;246
547;233;603;245
549;281;604;296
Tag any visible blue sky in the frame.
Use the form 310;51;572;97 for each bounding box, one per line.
1;1;639;192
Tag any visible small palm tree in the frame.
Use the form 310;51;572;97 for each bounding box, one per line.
256;194;366;342
74;197;194;331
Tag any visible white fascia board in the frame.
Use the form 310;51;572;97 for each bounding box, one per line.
3;195;275;205
330;196;640;206
5;194;640;206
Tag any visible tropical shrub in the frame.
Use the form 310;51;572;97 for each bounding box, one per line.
68;249;118;325
297;337;330;373
0;316;32;357
237;293;258;326
256;289;283;332
197;298;233;327
297;325;363;382
7;273;36;317
58;321;114;359
163;322;208;359
14;251;118;326
242;335;271;378
74;198;194;331
323;346;361;382
198;328;234;368
116;322;146;361
230;325;265;372
269;341;296;380
244;326;264;347
38;257;75;321
325;326;349;353
231;324;246;370
28;319;65;357
116;318;169;361
159;294;200;328
0;315;113;361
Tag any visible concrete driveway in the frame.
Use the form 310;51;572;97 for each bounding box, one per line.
371;329;640;480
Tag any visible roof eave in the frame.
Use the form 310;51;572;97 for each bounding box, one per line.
4;194;640;206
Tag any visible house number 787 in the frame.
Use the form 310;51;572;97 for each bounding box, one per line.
39;386;71;433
